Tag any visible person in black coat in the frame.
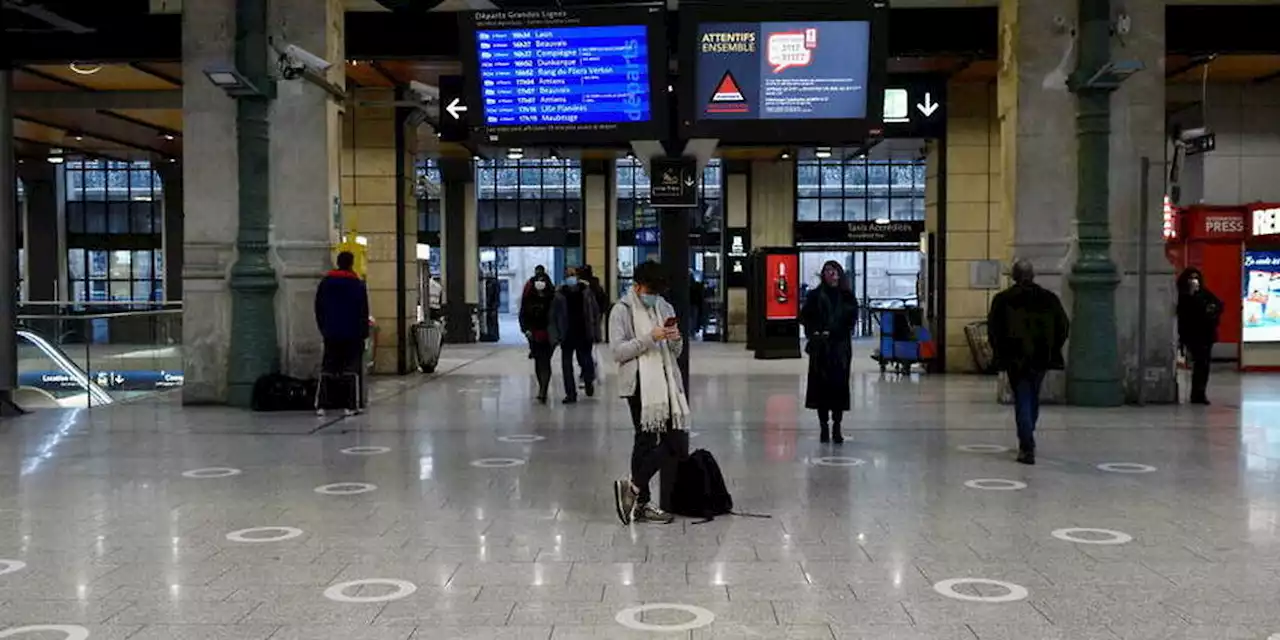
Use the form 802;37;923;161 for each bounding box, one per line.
1176;267;1222;405
801;260;858;444
519;272;557;404
987;260;1070;465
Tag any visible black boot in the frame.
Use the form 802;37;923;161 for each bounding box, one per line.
832;423;844;445
819;423;830;444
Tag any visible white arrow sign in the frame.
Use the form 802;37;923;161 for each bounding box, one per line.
916;92;940;117
445;98;468;120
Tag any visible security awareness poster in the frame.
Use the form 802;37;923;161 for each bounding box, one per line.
696;20;870;121
1243;251;1280;343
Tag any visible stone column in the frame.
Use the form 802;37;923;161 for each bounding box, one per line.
156;164;184;302
439;158;477;343
1107;0;1173;403
181;0;239;403
749;160;794;248
269;0;344;379
724;160;750;343
582;159;611;294
16;162;60;303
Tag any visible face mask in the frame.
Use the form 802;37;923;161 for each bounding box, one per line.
533;280;546;291
564;276;578;287
640;293;659;308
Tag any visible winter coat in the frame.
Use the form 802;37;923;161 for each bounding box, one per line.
1176;268;1223;347
551;283;601;346
520;290;556;345
802;285;858;411
314;270;370;342
987;283;1070;374
608;295;684;398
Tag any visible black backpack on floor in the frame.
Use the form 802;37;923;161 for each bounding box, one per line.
670;449;736;523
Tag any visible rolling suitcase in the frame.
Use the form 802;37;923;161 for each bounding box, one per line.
412;320;444;373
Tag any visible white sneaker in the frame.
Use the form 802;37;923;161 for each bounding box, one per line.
343;408;357;417
315;409;326;417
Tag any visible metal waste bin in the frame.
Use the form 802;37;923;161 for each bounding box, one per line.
412;319;444;373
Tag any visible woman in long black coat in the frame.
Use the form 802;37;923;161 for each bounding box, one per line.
802;260;858;444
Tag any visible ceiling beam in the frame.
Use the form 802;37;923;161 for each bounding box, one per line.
97;110;181;138
1251;69;1280;86
14;136;130;163
1166;55;1216;80
129;62;182;86
14;114;171;156
13;90;182;109
370;61;401;86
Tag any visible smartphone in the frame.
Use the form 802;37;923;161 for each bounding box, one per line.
664;317;678;328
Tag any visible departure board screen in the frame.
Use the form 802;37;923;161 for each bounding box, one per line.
461;8;667;144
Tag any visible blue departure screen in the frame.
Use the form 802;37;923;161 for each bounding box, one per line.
475;25;652;130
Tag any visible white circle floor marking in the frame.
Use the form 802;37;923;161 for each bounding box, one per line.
958;444;1010;453
225;526;305;543
313;482;378;495
469;458;526;468
1051;527;1133;545
933;578;1029;603
496;435;545;444
689;431;701;439
340;446;391;455
0;560;26;577
964;478;1028;491
323;578;417;604
181;467;242;479
1096;462;1158;474
0;625;90;640
614;603;716;632
812;456;867;467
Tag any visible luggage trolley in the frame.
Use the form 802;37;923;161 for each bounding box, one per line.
870;304;935;374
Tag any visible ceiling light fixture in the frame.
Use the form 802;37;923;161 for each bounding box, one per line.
874;217;891;225
506;148;524;160
160;132;176;141
520;225;536;233
69;62;102;75
814;147;833;159
46;148;65;164
71;132;84;142
779;151;791;160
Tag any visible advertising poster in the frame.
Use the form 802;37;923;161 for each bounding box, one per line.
1243;250;1280;343
765;253;800;320
696;20;870;121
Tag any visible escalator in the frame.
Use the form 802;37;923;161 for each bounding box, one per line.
14;329;114;409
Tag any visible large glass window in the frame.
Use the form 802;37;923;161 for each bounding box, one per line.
416;159;442;276
796;157;925;223
64;159;164;305
616;158;723;298
476;158;582;232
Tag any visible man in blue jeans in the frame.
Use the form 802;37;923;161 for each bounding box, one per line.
987;260;1070;465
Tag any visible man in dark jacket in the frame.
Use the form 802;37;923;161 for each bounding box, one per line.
314;251;370;416
552;266;600;403
1177;267;1222;405
987;259;1070;465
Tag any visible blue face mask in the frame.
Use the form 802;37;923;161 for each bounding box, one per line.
640;293;659;308
564;276;578;287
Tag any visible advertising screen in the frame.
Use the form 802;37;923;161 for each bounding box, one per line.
461;8;667;145
696;21;870;121
765;253;800;321
1243;251;1280;343
679;2;887;144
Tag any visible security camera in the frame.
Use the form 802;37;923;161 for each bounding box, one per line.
277;43;332;80
1179;126;1212;143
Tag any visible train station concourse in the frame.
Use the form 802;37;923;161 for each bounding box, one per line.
3;0;1280;638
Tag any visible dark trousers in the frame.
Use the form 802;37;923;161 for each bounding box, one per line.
1008;369;1045;453
1187;343;1212;402
817;408;844;426
320;338;364;410
626;386;686;506
560;341;594;399
531;342;553;398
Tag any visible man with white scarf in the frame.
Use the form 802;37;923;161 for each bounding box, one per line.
609;261;690;525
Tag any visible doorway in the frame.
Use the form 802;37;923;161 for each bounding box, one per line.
800;248;922;337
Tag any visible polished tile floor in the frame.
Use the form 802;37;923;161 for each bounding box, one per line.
1;343;1278;639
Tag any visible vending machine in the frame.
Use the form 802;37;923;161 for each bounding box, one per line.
747;248;802;360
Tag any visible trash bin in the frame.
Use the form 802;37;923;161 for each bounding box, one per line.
412;319;444;374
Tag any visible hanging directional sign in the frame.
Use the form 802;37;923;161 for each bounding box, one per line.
650;156;699;208
881;75;947;139
436;74;469;143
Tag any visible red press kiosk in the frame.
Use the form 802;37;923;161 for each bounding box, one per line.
1166;201;1280;369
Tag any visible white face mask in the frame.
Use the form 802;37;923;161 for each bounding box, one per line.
533;280;546;291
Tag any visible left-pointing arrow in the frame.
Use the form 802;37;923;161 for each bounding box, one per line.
446;98;468;120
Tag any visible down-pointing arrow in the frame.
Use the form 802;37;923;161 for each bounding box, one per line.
445;97;468;120
916;92;940;117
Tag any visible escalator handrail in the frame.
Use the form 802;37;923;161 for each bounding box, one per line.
15;329;115;406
